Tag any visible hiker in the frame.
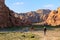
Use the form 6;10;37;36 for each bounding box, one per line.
44;27;47;35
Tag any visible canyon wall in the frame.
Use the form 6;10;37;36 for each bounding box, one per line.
0;0;60;28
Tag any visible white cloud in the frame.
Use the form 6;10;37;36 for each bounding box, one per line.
13;2;24;5
44;4;54;8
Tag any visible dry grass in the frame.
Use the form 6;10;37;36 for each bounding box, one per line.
0;28;60;40
0;32;39;40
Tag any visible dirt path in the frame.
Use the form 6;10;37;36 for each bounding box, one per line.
30;30;60;40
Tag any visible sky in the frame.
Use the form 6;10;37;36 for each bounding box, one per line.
5;0;60;13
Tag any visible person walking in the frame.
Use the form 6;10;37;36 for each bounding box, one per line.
44;27;47;35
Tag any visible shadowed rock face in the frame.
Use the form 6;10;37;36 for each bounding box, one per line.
0;0;11;27
0;0;5;3
0;0;20;27
0;0;22;27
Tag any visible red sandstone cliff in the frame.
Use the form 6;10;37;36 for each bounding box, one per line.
46;7;60;26
0;0;31;28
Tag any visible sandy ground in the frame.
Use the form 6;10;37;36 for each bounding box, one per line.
30;30;60;40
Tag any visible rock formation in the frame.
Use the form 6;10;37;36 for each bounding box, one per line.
0;0;60;28
19;9;51;23
0;0;28;28
0;0;12;28
46;7;60;26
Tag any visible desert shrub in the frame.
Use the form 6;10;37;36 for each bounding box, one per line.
21;35;25;37
31;35;35;38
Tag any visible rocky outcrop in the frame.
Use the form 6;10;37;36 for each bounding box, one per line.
0;0;12;28
0;0;31;28
46;7;60;26
19;9;51;23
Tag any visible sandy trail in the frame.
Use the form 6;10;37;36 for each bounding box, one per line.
30;30;60;40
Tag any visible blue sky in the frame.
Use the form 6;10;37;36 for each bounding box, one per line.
5;0;60;13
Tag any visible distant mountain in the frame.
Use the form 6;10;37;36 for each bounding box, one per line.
19;9;51;23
